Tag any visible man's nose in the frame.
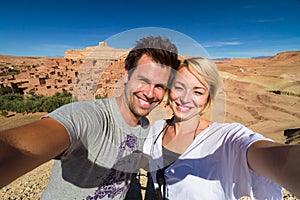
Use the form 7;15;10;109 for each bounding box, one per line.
143;84;155;98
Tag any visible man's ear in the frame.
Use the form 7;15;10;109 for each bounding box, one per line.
123;70;129;84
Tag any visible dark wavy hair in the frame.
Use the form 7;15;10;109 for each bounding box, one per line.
125;36;180;84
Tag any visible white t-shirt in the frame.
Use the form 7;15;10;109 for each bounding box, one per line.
143;120;282;200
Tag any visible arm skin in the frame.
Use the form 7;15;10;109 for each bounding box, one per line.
247;140;300;198
0;117;70;188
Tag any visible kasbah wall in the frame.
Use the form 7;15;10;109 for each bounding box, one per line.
0;42;129;100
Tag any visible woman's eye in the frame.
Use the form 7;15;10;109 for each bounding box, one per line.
195;91;203;95
175;87;183;91
174;86;183;90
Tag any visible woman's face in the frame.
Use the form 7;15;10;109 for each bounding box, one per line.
169;67;210;121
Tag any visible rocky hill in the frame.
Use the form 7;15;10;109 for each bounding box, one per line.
215;51;299;143
268;51;300;62
0;42;128;98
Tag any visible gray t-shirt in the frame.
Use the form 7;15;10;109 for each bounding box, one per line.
41;98;149;200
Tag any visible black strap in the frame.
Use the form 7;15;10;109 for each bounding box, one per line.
144;172;157;200
155;159;176;200
125;171;160;200
124;173;143;200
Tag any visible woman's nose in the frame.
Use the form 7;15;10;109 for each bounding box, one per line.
179;90;193;103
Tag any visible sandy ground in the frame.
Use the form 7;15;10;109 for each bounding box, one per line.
1;160;53;200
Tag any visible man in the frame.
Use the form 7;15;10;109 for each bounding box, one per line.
0;36;179;199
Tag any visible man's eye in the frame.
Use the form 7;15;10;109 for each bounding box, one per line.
139;79;149;84
155;85;167;91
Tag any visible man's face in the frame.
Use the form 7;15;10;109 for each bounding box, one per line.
124;54;171;118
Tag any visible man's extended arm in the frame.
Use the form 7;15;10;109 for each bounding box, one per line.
0;117;70;188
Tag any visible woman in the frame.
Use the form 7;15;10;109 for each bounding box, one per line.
143;57;300;199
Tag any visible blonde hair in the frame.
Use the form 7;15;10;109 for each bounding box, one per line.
178;57;221;115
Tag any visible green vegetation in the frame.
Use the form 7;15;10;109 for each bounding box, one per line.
0;71;20;76
0;110;8;117
0;91;73;115
0;66;20;77
0;86;13;95
95;94;103;99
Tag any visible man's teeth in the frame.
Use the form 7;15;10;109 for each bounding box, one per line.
139;98;150;105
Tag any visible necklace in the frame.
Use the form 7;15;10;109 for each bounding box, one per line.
159;117;201;143
192;119;201;140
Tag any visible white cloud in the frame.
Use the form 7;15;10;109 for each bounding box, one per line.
39;44;85;52
242;4;256;9
29;44;87;56
211;49;282;59
203;41;242;48
256;18;284;23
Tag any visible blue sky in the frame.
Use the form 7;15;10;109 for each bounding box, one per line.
0;0;299;58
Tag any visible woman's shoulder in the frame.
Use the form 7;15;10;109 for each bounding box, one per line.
210;121;245;128
206;121;251;136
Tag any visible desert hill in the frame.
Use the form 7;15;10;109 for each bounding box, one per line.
215;52;299;143
268;51;300;62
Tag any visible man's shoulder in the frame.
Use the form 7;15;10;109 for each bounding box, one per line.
70;97;115;109
95;97;115;106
